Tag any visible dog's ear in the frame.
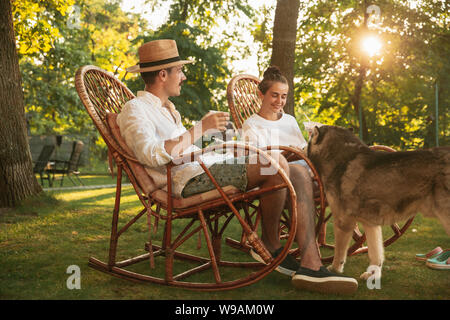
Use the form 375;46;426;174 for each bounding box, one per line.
348;127;354;133
311;126;322;145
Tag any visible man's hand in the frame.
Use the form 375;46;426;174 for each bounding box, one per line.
200;111;230;133
164;111;230;157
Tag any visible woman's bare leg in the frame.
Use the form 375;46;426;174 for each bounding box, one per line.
245;153;290;253
288;164;322;270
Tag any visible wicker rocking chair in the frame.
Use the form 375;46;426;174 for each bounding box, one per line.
226;74;415;263
75;65;299;291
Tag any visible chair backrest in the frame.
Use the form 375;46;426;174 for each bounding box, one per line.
75;65;135;154
33;145;55;173
67;140;84;171
226;74;261;129
75;65;158;194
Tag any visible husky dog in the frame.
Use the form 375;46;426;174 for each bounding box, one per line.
307;125;450;280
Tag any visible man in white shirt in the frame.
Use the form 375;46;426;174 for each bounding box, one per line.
117;39;358;294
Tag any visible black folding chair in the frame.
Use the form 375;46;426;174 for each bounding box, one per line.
50;140;85;187
33;145;55;187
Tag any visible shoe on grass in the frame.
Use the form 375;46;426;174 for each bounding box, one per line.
426;249;450;270
415;246;443;261
250;247;299;276
292;266;358;295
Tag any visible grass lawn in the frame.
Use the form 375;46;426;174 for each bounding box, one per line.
1;173;449;301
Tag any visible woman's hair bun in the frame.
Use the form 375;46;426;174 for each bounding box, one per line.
263;66;282;80
258;65;288;94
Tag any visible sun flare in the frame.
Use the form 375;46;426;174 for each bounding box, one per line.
362;36;382;56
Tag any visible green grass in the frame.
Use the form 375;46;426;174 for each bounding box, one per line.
1;175;449;300
38;172;119;189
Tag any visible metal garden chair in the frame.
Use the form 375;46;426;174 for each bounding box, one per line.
49;140;84;187
75;65;298;291
226;74;415;263
33;144;55;187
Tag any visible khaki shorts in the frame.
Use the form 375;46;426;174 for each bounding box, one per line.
181;156;248;198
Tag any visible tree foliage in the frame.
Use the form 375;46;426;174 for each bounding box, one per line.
12;0;448;152
293;0;449;149
124;0;255;121
14;0;256;135
13;0;75;56
14;0;146;135
124;22;230;121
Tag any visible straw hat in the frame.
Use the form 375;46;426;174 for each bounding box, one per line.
127;39;194;73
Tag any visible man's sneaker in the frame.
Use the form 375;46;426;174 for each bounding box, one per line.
292;266;358;294
250;247;299;276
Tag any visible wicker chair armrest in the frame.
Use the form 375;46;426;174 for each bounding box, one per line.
262;145;309;163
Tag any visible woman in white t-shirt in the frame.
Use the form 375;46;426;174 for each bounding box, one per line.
242;66;328;287
242;66;308;166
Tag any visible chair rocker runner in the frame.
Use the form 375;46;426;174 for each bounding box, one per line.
75;65;298;291
226;74;415;263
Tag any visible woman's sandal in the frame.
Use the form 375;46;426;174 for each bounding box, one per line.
415;247;443;261
426;249;450;270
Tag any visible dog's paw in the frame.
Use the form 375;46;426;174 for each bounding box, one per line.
360;265;382;280
327;264;343;274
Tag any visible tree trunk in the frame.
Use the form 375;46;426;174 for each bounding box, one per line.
0;0;42;207
351;0;369;142
352;63;369;142
270;0;300;116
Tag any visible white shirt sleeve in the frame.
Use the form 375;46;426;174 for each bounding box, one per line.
289;117;308;149
117;101;173;167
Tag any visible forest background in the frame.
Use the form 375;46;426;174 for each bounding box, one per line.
12;0;449;159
